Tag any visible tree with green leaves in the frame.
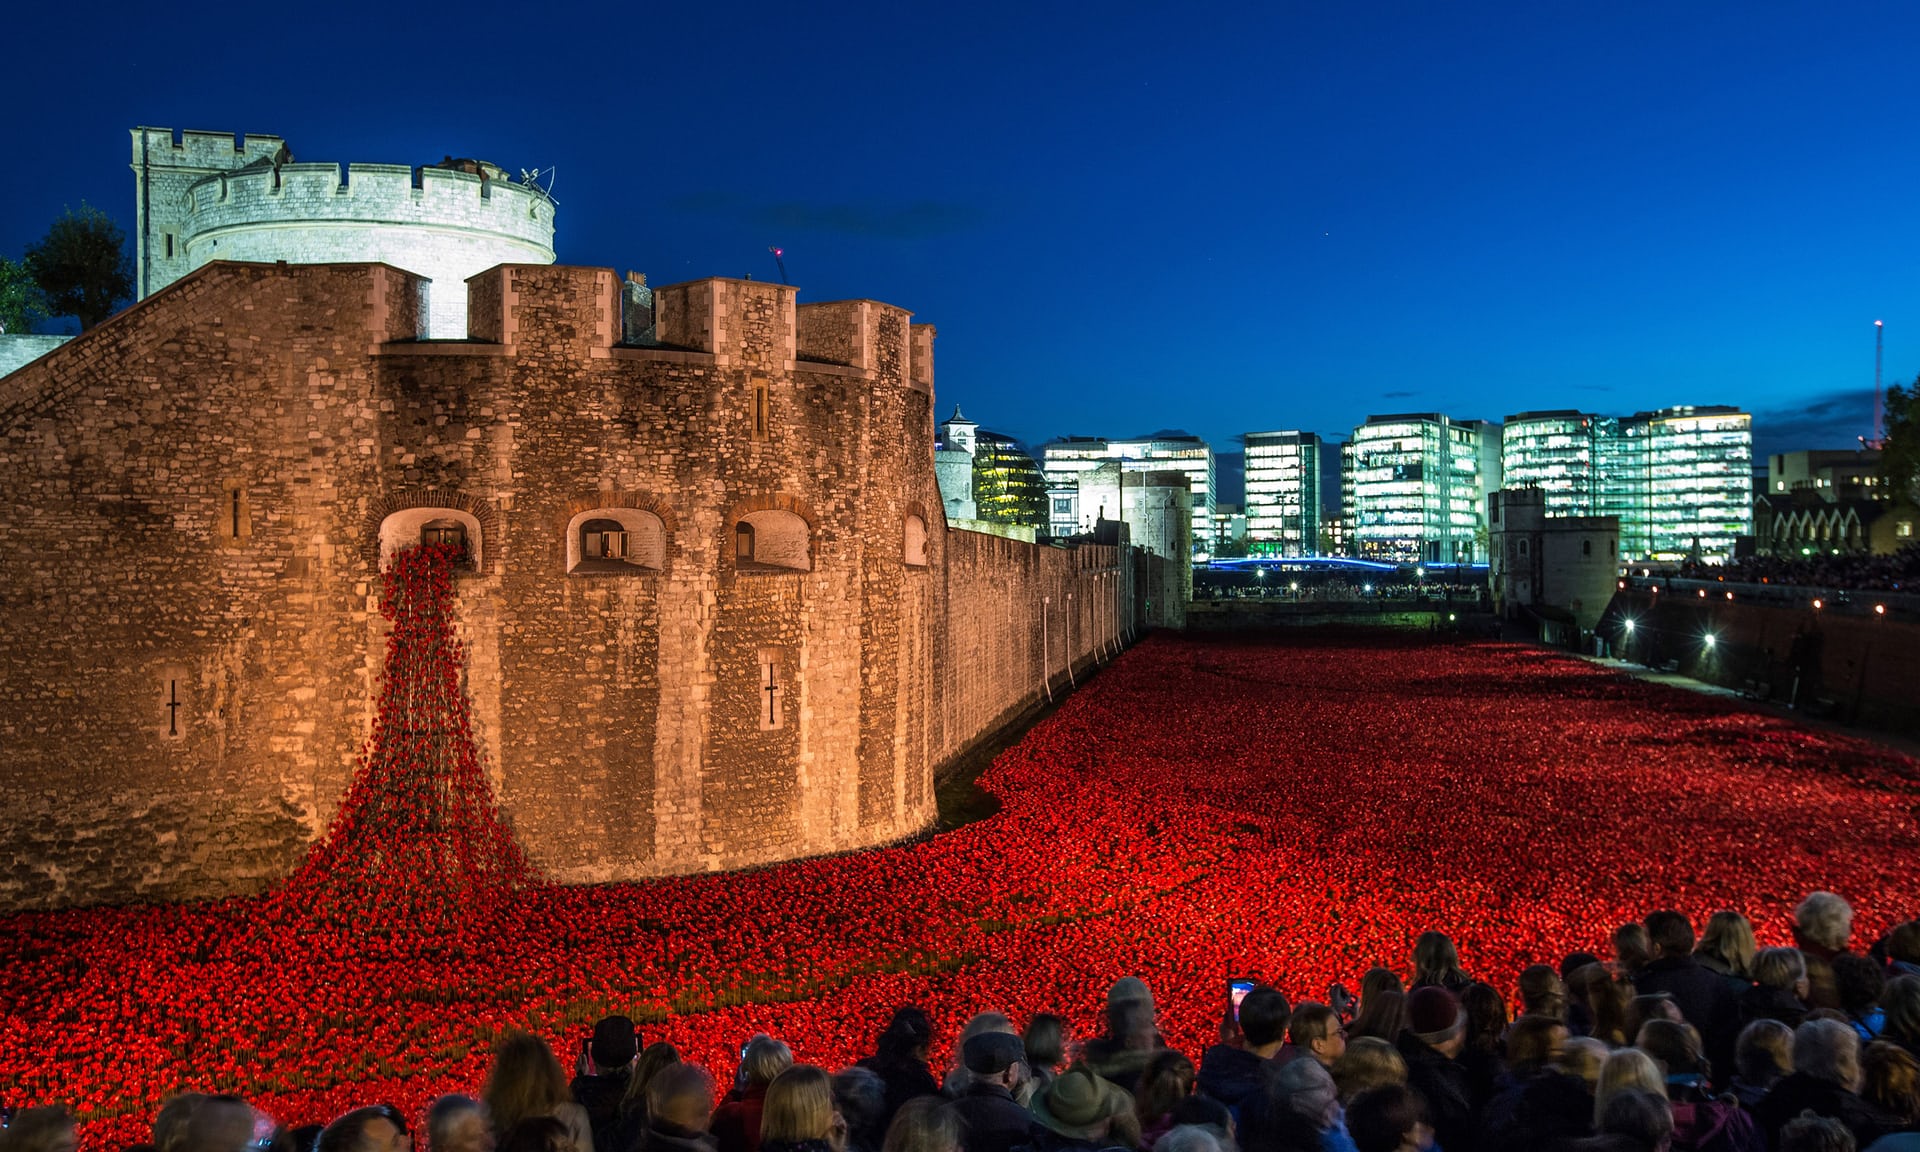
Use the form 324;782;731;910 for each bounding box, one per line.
1880;375;1920;503
0;256;46;335
26;204;134;330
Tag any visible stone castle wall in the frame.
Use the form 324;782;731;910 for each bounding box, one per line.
0;260;1149;910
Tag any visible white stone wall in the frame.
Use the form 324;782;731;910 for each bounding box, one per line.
0;335;73;379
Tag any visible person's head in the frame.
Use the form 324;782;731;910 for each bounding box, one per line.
1888;921;1920;966
648;1063;717;1133
1106;996;1158;1051
495;1118;569;1152
591;1016;641;1071
1344;1084;1431;1152
1238;987;1291;1053
1777;1114;1856;1152
1697;911;1759;979
830;1067;886;1148
1332;1038;1408;1105
1023;1014;1067;1071
1627;993;1684;1041
154;1094;210;1152
1504;1015;1569;1075
427;1097;493;1152
1594;1049;1666;1127
1644;911;1695;960
763;1065;838;1145
1406;987;1465;1058
1030;1065;1132;1142
1792;1019;1861;1092
1636;1019;1706;1079
1288;1003;1346;1067
1153;1127;1224;1152
876;1007;935;1063
1886;976;1920;1045
879;1099;958;1152
317;1108;409;1152
620;1042;683;1118
1349;990;1409;1045
483;1032;571;1134
0;1106;77;1152
955;1013;1016;1052
1166;1097;1234;1151
741;1036;796;1091
1517;965;1567;1021
1459;983;1506;1057
188;1096;262;1152
1558;1038;1609;1089
1411;932;1464;985
1612;923;1654;973
1831;954;1886;1022
1735;1019;1795;1086
962;1032;1030;1093
1133;1050;1196;1124
1561;952;1603;982
1754;948;1810;997
1862;1040;1920;1125
1359;967;1404;1006
1794;892;1854;953
1594;1089;1673;1151
1568;964;1634;1047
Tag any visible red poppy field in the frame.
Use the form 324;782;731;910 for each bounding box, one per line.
4;630;1918;1148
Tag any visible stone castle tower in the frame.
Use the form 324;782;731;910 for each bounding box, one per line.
132;128;556;338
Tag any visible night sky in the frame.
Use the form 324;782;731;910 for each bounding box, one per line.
6;1;1915;468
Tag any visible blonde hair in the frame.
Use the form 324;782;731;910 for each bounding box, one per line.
484;1031;572;1136
1697;911;1759;979
762;1065;837;1144
1594;1049;1666;1126
1560;1038;1608;1088
1332;1037;1408;1104
742;1036;796;1090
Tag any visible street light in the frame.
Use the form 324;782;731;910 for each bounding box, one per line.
1704;633;1717;650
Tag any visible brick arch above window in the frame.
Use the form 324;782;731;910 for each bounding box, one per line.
367;490;500;573
726;493;815;574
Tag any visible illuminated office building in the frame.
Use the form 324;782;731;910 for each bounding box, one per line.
1501;411;1595;516
1346;414;1502;564
1242;431;1322;555
1040;435;1216;547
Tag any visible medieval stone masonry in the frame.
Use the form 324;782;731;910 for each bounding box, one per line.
0;260;1155;910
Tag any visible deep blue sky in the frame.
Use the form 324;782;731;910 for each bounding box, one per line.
6;1;1913;464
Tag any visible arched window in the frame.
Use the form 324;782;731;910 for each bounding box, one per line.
566;508;667;574
734;509;810;573
422;518;468;552
377;507;485;571
903;514;928;567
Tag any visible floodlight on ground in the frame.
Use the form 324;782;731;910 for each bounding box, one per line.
1813;599;1823;610
1704;634;1716;650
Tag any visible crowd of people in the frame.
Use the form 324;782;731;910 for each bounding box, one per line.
1681;546;1920;594
5;893;1920;1152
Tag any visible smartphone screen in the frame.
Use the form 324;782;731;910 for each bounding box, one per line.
1229;978;1257;1020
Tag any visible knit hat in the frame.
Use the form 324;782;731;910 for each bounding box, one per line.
1107;976;1155;1011
591;1015;639;1067
1271;1056;1339;1129
964;1032;1027;1075
1408;987;1464;1041
1030;1066;1132;1138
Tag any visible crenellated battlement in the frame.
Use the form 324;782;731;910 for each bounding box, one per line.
183;162;553;248
131;127;288;171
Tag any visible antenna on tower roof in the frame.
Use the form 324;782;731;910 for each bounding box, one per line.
769;246;789;286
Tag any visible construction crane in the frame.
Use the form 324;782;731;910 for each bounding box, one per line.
1862;319;1887;451
768;247;789;286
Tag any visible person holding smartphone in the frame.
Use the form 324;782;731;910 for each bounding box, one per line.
572;1016;641;1152
1196;983;1293;1116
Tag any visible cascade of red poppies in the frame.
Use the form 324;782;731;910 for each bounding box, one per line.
276;541;535;935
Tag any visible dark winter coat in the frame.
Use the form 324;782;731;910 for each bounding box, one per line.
950;1083;1037;1152
854;1053;941;1128
1196;1044;1273;1115
1736;984;1808;1031
1669;1096;1763;1152
1751;1072;1901;1150
1637;956;1737;1040
1397;1033;1475;1152
1478;1068;1593;1152
637;1122;720;1152
572;1069;634;1152
1009;1129;1133;1152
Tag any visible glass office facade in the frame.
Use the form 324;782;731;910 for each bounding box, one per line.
1243;431;1321;556
1348;415;1500;563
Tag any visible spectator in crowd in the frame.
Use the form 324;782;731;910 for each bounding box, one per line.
501;1119;580;1152
1885;923;1920;980
859;1009;942;1129
881;1100;960;1152
1018;1066;1136;1152
1796;894;1856;1014
1478;1014;1591;1152
1753;1020;1898;1150
1742;950;1812;1032
714;1036;793;1152
1778;1115;1855;1152
1458;984;1509;1112
1614;925;1656;982
1561;1039;1611;1090
832;1069;889;1152
1627;996;1687;1051
1289;1003;1349;1070
634;1063;717;1152
573;1017;640;1152
951;1033;1039;1152
1697;913;1760;987
1640;913;1738;1059
0;1107;77;1152
151;1092;208;1152
1395;987;1471;1152
1518;965;1569;1023
317;1108;411;1152
1881;978;1920;1062
1350;993;1409;1047
428;1096;495;1152
1199;987;1291;1115
1360;970;1406;1010
1410;933;1474;995
1679;542;1920;592
1636;1020;1761;1152
1240;1050;1352;1152
762;1067;847;1152
616;1044;684;1152
1025;1017;1069;1093
1595;1050;1666;1129
1084;979;1169;1094
1591;1088;1675;1152
1333;1039;1408;1106
1730;1021;1796;1110
945;1015;1022;1098
1571;965;1638;1048
1153;1129;1225;1152
1343;1085;1431;1152
1834;958;1889;1045
1860;1042;1920;1130
484;1032;594;1152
